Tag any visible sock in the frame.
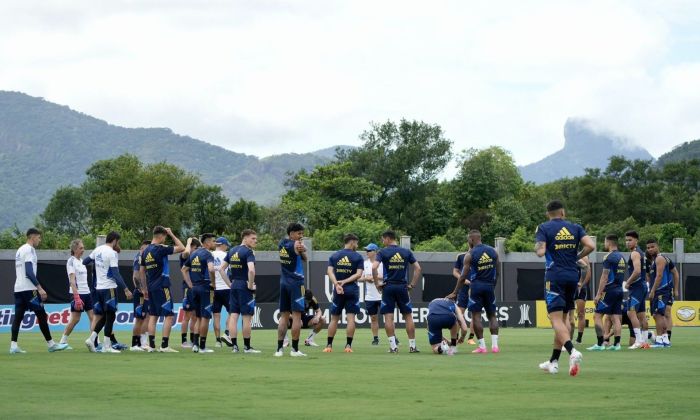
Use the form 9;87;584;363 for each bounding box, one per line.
327;336;334;347
550;348;562;362
10;341;17;350
346;337;353;347
216;337;222;343
307;331;316;341
47;339;56;347
89;331;98;341
132;336;139;347
181;333;187;343
110;334;118;344
614;336;621;346
564;340;574;354
149;335;155;348
232;338;238;348
199;336;206;349
597;335;604;346
633;328;641;343
451;338;457;346
576;332;583;342
141;333;148;347
373;336;378;341
492;335;499;348
656;334;664;343
277;339;283;351
389;336;397;349
244;337;251;349
292;339;299;352
648;331;653;340
104;336;111;348
662;333;669;344
409;338;416;348
193;334;199;346
225;329;229;337
478;338;486;349
190;332;195;343
94;337;99;347
161;337;169;348
468;333;474;340
60;334;68;344
667;331;672;342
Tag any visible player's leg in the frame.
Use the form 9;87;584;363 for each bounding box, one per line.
575;298;586;343
275;280;292;355
276;311;289;355
241;314;257;352
159;287;176;351
345;313;356;352
213;312;222;347
395;285;417;351
61;300;82;347
181;287;193;347
86;291;105;352
602;315;612;346
469;284;488;353
228;313;240;351
610;314;622;350
567;309;575;341
345;290;359;352
471;311;485;353
590;312;605;349
427;314;444;354
664;304;673;345
651;297;667;346
290;310;303;355
325;315;340;351
10;294;28;353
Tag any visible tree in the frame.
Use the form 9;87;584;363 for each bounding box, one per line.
40;186;90;236
226;198;265;240
188;184;230;234
313;217;388;250
414;236;457;252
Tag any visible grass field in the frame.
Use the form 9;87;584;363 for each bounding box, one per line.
1;328;698;419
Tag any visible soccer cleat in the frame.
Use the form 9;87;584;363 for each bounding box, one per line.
273;350;284;357
290;350;307;357
304;339;319;347
471;347;488;354
447;347;456;356
539;360;559;374
607;344;621;351
142;346;155;353
215;341;222;348
199;348;214;353
159;347;179;353
491;346;500;353
63;345;74;350
10;347;27;354
344;346;353;353
220;335;233;347
181;341;193;348
101;346;121;353
129;345;145;352
467;338;476;345
640;342;651;349
628;342;643;350
232;345;240;353
244;347;261;354
192;345;199;353
95;344;103;352
48;343;69;353
85;338;96;353
569;349;582;376
388;348;399;354
409;347;420;353
395;338;400;345
322;346;333;353
586;344;605;351
371;338;379;346
113;343;128;351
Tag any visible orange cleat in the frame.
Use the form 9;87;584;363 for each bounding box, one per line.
322;346;333;353
344;346;353;353
467;338;476;345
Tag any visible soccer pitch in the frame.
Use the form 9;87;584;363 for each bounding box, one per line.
1;328;697;419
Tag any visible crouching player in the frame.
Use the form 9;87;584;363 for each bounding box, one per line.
427;298;467;355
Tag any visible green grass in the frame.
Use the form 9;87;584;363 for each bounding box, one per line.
1;328;698;419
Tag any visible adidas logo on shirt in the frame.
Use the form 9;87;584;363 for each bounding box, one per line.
389;253;404;263
337;256;352;266
554;227;575;241
478;253;493;264
144;253;154;263
230;252;240;262
191;256;201;266
279;248;289;258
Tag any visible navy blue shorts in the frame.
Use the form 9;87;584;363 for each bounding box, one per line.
71;293;94;313
468;282;496;315
182;287;194;312
595;288;623;315
545;280;577;313
575;286;587;301
132;289;147;319
289;313;316;329
364;300;381;316
93;289;118;315
427;313;456;345
457;285;470;309
380;283;412;315
230;288;255;315
330;289;360;316
212;289;230;314
192;285;213;319
650;290;672;315
148;286;174;317
14;290;46;314
279;279;305;313
625;284;646;313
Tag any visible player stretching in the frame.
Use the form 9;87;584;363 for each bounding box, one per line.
373;230;422;353
361;243;382;345
141;226;185;352
646;239;678;348
426;298;468;355
588;235;625;351
448;248;476;344
536;201;593;375
324;234;364;353
180;238;200;348
454;230;500;354
221;229;261;353
623;231;647;349
212;237;232;348
10;228;69;354
84;231;133;353
182;233;217;353
59;239;92;349
274;223;308;357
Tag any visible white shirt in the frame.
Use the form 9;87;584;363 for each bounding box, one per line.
212;250;229;290
14;243;37;292
90;244;119;290
67;256;90;294
364;259;383;301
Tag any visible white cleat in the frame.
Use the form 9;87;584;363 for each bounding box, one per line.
539;360;559;374
192;345;199;353
244;347;262;354
274;350;284;357
101;346;121;353
304;339;319;347
129;345;145;352
142;346;155;353
569;349;582;376
199;348;214;353
85;338;96;353
290;350;307;357
158;347;179;353
628;342;643;350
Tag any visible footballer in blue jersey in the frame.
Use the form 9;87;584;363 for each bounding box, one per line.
130;240;152;351
447;249;476;344
589;235;626;351
274;223;308;357
574;255;591;344
646;239;679;347
324;234;364;353
141;226;185;352
182;233;217;353
220;229;260;353
623;231;649;348
373;230;422;353
535;201;594;376
426;298;468;355
455;231;500;354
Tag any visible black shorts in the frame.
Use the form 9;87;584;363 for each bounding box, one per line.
288;314;315;329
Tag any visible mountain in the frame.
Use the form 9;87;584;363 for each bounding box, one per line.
0;91;342;229
519;118;655;184
657;139;700;166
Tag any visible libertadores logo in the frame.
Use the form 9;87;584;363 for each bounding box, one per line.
252;306;263;328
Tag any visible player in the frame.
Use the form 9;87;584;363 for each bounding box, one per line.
181;233;217;353
180;237;200;348
274;223;308;357
574;256;590;344
373;230;422;353
284;289;326;346
665;263;680;344
129;240;151;351
141;226;185;353
220;229;261;353
426;297;468;355
447;246;476;344
588;234;625;351
211;237;233;348
84;231;133;353
647;239;679;347
323;234;364;353
536;200;593;376
454;230;500;354
10;228;69;354
360;243;382;345
59;239;93;349
623;231;647;349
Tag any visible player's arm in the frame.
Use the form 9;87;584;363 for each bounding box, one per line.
180;264;193;289
208;261;216;290
649;256;666;299
409;261;421;290
327;265;343;294
166;228;185;253
452;253;472;296
595;269;609;304
534;241;546;257
139;265;148;299
578;257;591;288
345;266;364;285
218;260;230;285
24;259;47;300
108;266;132;299
246;261;255;290
671;266;680;299
68;271;84;310
372;260;383;288
82;256;94;266
455;305;468;340
296;241;308;262
310;295;322;322
624;252;642;289
577;235;595;260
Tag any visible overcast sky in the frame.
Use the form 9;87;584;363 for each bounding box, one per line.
2;0;699;166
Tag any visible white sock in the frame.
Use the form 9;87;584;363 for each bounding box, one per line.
641;330;647;342
141;333;149;346
104;336;111;348
632;328;641;343
89;331;98;341
492;335;499;348
655;335;664;343
478;338;486;348
662;333;669;344
307;332;316;340
10;341;18;350
409;339;416;348
47;339;56;347
389;336;397;349
60;334;69;344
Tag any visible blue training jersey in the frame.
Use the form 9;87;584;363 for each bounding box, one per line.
454;253;465;273
328;248;364;292
602;250;625;291
428;298;456;316
141;243;174;289
279;238;304;282
650;255;675;293
469;244;498;285
226;245;256;290
377;245;417;284
185;248;215;287
627;246;646;290
535;218;586;283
